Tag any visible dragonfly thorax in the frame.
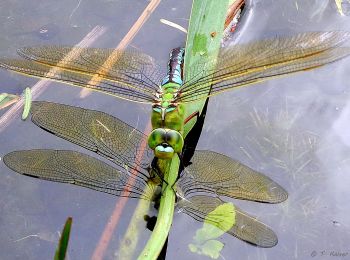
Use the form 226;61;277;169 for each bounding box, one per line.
153;82;180;119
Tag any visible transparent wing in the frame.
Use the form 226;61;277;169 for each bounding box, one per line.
30;101;154;179
177;195;278;247
3;150;156;200
0;46;165;103
179;31;350;102
178;150;287;203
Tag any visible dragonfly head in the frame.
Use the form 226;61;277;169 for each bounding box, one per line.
148;128;184;159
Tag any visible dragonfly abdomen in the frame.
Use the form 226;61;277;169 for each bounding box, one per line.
161;47;185;86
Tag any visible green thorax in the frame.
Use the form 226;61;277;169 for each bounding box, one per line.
151;82;185;134
148;82;185;159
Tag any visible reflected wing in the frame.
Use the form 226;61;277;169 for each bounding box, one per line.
179;31;350;102
177;195;278;247
179;150;287;203
3;150;156;200
30;101;154;179
0;46;164;103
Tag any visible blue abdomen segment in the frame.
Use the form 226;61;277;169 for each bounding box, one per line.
161;47;185;86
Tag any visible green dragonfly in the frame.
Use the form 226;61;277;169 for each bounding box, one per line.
1;31;349;160
3;101;288;247
1;31;350;248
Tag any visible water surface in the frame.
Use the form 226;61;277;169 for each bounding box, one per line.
1;0;350;259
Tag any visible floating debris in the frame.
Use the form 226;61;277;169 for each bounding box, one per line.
0;93;6;103
36;23;60;40
336;0;350;16
21;87;32;120
222;0;245;45
335;0;345;15
14;23;60;40
160;19;187;33
0;93;19;110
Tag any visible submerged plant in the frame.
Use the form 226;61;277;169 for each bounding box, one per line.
54;217;72;260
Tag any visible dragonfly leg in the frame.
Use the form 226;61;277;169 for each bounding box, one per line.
151;158;169;187
170;153;185;192
184;111;199;125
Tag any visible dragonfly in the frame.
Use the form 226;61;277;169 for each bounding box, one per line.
3;101;288;247
1;31;349;160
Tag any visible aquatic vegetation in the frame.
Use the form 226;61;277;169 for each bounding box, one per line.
0;93;19;110
54;217;72;260
0;87;32;120
21;87;31;120
335;0;350;16
218;100;324;183
188;202;235;259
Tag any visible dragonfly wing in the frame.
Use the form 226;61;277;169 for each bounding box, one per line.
179;150;287;203
177;195;278;247
3;150;156;200
17;46;164;92
30;101;154;178
179;31;350;102
0;46;164;103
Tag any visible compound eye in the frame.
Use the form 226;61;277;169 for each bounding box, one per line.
148;128;166;149
166;130;184;153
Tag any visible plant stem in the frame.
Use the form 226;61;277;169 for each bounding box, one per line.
138;157;179;260
137;0;229;259
118;183;156;259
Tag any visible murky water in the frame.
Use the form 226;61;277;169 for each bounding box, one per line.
1;0;350;259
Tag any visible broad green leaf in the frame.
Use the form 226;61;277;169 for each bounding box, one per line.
194;202;235;243
189;202;235;259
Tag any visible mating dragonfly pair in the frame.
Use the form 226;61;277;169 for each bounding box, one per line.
1;31;349;247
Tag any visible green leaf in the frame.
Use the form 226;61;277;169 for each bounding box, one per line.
194;202;236;243
54;217;72;260
188;243;199;253
188;240;225;259
201;240;225;259
183;0;229;136
189;203;235;259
